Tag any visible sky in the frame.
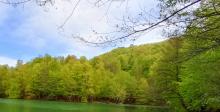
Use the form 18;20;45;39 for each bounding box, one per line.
0;0;165;66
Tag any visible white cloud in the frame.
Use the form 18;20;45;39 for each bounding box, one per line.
0;56;17;66
0;0;163;60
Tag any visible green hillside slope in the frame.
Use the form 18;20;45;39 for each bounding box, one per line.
0;39;219;111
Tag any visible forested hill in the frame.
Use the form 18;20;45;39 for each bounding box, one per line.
93;42;163;78
0;41;165;105
0;38;220;111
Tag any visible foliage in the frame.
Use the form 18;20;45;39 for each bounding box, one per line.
0;45;160;104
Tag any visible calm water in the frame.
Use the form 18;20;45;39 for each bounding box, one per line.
0;98;169;112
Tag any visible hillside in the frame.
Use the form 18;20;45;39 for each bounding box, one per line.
93;42;163;78
0;39;220;111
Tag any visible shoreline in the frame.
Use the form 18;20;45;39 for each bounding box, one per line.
0;98;169;109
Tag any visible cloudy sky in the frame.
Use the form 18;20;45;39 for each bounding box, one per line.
0;0;165;66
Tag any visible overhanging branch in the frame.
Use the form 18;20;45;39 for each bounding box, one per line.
77;0;202;45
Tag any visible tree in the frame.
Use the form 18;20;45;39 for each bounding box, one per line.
149;38;190;111
31;55;61;99
5;60;31;99
0;65;9;97
135;78;149;104
180;47;220;111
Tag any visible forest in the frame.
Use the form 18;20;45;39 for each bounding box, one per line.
0;0;220;112
0;35;220;112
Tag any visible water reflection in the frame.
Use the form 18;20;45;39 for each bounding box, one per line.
0;99;168;112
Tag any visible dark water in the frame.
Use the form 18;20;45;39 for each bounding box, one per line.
0;98;169;112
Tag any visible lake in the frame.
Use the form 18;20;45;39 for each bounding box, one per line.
0;98;169;112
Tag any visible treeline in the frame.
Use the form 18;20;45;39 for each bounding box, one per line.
0;48;158;105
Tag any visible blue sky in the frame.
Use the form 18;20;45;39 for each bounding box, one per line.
0;0;165;66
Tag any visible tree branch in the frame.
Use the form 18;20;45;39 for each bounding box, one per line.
77;0;202;45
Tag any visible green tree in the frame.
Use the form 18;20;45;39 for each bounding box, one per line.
0;65;9;97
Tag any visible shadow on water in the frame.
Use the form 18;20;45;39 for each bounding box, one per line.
0;98;169;112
